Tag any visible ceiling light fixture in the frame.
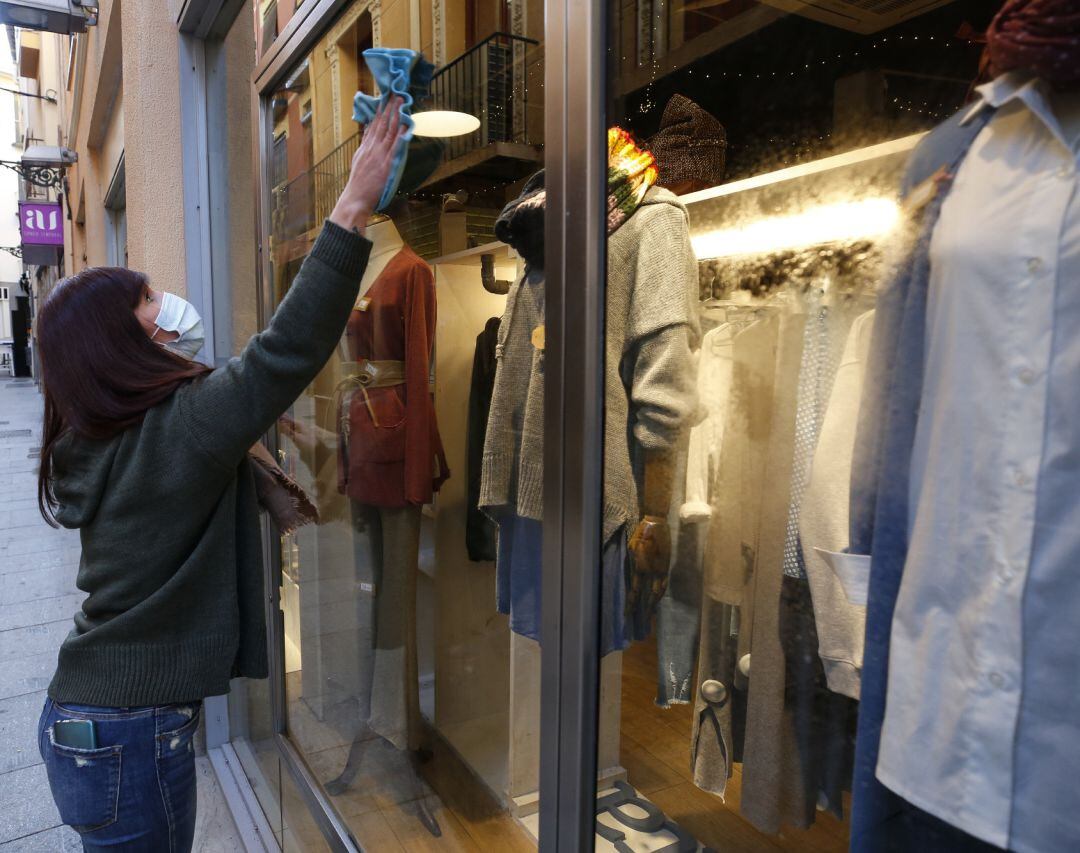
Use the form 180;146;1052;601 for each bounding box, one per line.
411;110;481;138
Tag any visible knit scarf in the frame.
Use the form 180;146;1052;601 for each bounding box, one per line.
495;128;658;271
986;0;1080;87
606;127;659;234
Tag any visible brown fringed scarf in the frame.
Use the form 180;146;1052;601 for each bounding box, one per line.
248;442;320;535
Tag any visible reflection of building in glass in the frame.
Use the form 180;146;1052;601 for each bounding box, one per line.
268;0;545;263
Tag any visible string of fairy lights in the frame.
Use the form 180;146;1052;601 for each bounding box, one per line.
891;97;952;121
637;31;978;115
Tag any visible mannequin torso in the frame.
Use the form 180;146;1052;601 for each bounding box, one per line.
357;216;405;303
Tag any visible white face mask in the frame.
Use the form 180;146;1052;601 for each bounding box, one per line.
154;292;205;360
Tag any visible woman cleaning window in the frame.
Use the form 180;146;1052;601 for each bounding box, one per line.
33;99;405;853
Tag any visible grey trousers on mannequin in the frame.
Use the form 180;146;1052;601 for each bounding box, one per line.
350;501;424;752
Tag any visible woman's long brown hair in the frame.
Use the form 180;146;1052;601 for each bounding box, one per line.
36;266;212;526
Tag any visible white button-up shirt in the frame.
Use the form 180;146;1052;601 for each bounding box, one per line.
876;73;1080;853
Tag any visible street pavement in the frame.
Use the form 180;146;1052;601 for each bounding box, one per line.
0;376;244;852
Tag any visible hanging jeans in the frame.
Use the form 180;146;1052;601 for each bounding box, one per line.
37;697;202;852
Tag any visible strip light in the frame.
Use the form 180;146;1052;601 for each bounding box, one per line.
691;197;901;260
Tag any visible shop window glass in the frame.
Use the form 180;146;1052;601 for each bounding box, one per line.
263;0;545;847
258;0;306;58
591;1;999;850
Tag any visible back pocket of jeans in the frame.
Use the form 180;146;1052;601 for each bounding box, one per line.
44;734;122;833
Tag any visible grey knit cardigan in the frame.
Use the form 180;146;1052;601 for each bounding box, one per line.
480;187;700;540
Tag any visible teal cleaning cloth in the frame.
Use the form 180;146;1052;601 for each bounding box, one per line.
353;48;436;211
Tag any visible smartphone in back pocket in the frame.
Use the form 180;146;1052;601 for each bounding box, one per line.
53;719;98;749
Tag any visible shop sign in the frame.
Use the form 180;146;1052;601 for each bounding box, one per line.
19;201;63;266
19;201;63;246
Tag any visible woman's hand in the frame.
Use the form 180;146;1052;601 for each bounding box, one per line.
278;414;337;456
329;97;405;233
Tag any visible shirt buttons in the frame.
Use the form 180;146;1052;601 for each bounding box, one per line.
1017;367;1037;385
1027;257;1042;274
1014;469;1030;487
989;672;1006;689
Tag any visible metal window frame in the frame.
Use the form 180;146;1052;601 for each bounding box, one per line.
243;0;610;848
175;0;256;371
539;0;607;847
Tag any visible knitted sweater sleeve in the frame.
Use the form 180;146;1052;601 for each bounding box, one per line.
630;326;697;449
179;221;372;468
626;202;700;450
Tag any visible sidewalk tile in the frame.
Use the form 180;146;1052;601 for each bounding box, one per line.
0;825;80;852
0;537;78;559
0;763;62;844
0;621;72;662
0;690;46;774
0;594;82;632
0;548;81;577
0;568;80;606
0;652;55;700
0;829;78;853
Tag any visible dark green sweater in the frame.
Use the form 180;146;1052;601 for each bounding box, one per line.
47;221;371;706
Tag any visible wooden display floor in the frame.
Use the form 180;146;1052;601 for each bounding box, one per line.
619;635;849;852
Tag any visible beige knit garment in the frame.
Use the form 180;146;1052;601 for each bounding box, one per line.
480;187;700;540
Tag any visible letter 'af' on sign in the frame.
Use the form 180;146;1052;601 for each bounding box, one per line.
19;200;63;265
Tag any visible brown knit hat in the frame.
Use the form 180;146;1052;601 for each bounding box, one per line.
648;95;726;191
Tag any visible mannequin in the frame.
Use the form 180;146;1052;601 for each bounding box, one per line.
849;5;1080;848
328;209;448;838
481;133;699;655
354;215;404;298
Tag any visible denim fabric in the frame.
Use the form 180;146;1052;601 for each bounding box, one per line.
37;697;202;852
494;510;630;656
847;108;994;849
352;48;435;211
656;519;704;706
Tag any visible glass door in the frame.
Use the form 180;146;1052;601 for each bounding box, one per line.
255;0;548;846
591;1;991;850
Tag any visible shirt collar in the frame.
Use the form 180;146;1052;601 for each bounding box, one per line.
962;71;1079;152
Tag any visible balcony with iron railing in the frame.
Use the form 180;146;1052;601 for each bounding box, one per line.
270;32;544;254
428;32;542;164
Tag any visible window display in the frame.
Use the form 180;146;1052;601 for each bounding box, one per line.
588;1;1069;851
242;0;1080;849
262;0;545;847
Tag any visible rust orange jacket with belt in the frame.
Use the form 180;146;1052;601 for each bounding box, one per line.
338;246;449;507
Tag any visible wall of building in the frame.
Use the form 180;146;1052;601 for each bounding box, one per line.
119;1;187;293
0;61;19;344
64;0;123;272
0;68;23;284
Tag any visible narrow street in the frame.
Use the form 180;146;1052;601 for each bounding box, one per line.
0;377;243;852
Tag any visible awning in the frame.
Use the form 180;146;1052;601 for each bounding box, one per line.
0;1;94;35
21;144;77;167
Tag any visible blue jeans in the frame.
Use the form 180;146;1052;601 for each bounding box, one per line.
37;697;202;852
